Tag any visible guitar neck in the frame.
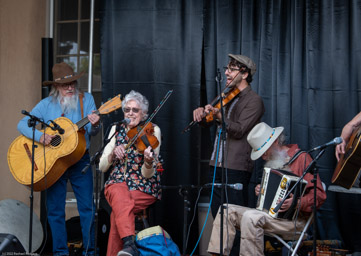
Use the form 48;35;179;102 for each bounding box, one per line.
75;110;100;130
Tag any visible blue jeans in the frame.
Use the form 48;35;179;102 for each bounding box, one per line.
47;153;95;256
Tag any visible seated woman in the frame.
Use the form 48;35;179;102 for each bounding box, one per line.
99;90;162;256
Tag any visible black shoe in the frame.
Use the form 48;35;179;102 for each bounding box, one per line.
117;245;139;256
117;236;139;256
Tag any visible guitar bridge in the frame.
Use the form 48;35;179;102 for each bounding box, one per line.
23;143;38;171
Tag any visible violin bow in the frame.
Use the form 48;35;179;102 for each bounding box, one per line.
125;89;173;150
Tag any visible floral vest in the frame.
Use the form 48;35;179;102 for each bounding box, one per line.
105;124;162;200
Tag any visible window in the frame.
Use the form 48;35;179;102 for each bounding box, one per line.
54;0;101;92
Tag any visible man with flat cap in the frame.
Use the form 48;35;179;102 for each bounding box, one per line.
17;62;100;255
193;54;264;215
193;54;264;255
207;122;327;256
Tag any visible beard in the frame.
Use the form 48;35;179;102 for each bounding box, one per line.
264;147;290;170
228;75;242;88
57;92;78;114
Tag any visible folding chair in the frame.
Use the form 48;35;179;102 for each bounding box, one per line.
264;182;326;256
265;212;314;256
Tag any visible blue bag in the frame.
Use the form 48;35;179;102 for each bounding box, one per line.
135;225;181;256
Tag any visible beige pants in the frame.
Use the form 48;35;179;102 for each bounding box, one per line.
207;204;307;256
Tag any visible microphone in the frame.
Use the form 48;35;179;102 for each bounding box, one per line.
215;68;223;82
308;137;343;152
21;110;42;122
50;120;65;134
115;118;131;132
119;118;131;125
204;183;243;191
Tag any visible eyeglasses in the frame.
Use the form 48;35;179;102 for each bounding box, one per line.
60;82;76;89
123;107;140;113
223;66;240;73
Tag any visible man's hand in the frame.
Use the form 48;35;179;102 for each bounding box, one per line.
255;184;261;196
335;139;347;161
40;134;56;145
193;104;222;123
193;107;206;122
88;111;100;126
277;193;295;212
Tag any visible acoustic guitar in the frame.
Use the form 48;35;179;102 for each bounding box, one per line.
7;94;122;191
332;127;361;189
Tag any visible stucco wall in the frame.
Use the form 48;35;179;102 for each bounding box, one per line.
0;0;47;218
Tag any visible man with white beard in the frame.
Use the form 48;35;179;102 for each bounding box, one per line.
207;122;327;256
17;62;100;256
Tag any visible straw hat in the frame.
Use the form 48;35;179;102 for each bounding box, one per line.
43;62;84;86
247;122;284;160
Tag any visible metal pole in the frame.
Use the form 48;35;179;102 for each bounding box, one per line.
49;0;54;38
87;0;95;93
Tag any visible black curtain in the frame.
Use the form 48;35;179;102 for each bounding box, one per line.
100;0;361;253
99;0;204;253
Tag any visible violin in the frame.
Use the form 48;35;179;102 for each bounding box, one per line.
125;121;164;173
126;122;159;153
204;86;241;122
182;86;241;133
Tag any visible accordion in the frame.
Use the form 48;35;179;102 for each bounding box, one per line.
256;168;308;220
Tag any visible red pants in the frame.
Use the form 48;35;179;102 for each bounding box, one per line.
104;182;157;256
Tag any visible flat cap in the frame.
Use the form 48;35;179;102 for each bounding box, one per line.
228;54;256;75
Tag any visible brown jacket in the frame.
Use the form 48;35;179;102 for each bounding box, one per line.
209;86;264;171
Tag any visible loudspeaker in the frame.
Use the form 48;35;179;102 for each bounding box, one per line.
0;199;43;253
0;234;25;253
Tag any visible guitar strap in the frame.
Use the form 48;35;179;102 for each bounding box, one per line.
79;93;85;134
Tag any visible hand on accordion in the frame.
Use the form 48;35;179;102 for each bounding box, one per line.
277;193;294;212
255;184;261;196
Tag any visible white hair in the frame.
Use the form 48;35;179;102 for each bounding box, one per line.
122;90;149;120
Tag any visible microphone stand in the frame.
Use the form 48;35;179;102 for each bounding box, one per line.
273;148;326;256
22;112;54;252
215;68;227;256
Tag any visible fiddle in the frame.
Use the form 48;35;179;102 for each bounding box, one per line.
126;122;159;153
182;85;241;133
204;86;241;122
126;121;164;173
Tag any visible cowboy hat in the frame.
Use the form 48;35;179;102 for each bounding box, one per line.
228;54;256;75
43;62;84;86
247;122;284;160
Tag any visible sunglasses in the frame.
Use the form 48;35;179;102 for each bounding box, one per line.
123;107;140;113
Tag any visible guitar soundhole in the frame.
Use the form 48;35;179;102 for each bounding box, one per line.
50;135;62;147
